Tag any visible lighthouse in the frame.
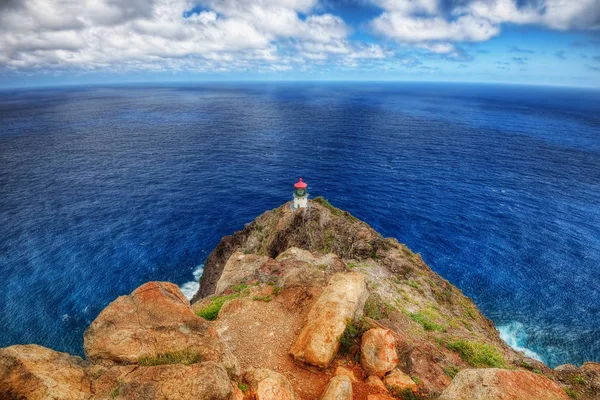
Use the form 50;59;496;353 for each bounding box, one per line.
293;178;308;209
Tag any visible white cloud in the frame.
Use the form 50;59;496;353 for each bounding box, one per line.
372;12;499;43
0;0;356;72
370;0;599;55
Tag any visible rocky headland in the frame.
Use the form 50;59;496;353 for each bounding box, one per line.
1;198;598;399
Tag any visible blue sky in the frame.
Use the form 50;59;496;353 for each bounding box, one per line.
0;0;599;88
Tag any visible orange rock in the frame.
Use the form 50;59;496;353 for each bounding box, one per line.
365;375;388;393
111;361;233;400
0;344;92;400
290;273;368;368
383;368;418;395
320;375;353;400
84;281;240;378
360;328;398;378
438;368;569;400
244;368;298;400
366;394;396;400
335;366;359;383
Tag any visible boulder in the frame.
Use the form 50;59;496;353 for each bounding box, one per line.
215;253;270;295
84;281;240;378
244;368;298;400
438;368;569;400
0;344;91;400
365;375;388;393
384;368;417;395
360;328;398;377
334;366;359;383
290;273;368;368
109;361;232;400
581;362;600;374
320;375;352;400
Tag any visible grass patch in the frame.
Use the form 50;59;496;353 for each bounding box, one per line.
445;339;506;368
409;312;445;332
313;196;343;216
364;293;395;320
404;280;419;289
253;295;272;302
238;383;248;393
572;375;587;385
196;293;239;320
138;350;203;366
444;365;460;378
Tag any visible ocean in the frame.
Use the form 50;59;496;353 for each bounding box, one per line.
0;82;598;368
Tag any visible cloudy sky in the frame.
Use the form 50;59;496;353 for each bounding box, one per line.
0;0;599;88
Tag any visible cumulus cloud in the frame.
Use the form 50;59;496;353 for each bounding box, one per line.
369;0;600;55
0;0;365;73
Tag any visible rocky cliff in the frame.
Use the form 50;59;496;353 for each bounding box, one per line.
1;198;598;400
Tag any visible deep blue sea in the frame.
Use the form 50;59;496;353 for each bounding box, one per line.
0;83;599;368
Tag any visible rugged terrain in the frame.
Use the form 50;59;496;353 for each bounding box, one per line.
1;198;598;399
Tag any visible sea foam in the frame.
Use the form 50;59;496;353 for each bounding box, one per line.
180;264;204;300
498;321;543;362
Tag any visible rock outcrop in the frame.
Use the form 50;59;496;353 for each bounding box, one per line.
438;368;569;400
321;375;353;400
2;198;599;400
0;345;91;400
244;367;298;400
360;328;398;378
289;272;368;368
383;368;418;396
84;281;239;378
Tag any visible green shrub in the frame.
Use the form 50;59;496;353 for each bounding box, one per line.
138;350;203;366
339;318;370;355
572;375;587;385
445;339;506;368
444;365;460;378
564;387;578;399
195;294;239;320
238;383;249;393
409;312;445;332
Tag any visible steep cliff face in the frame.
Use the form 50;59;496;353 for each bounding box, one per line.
1;199;598;400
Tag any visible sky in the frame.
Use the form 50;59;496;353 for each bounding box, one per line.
0;0;599;88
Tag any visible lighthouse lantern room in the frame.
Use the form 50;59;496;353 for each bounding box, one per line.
293;178;308;209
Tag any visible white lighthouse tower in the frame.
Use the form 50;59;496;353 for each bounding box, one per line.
293;178;308;209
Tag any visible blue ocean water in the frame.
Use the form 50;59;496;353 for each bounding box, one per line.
0;83;599;368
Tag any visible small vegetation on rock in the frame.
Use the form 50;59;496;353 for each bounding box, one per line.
339;318;370;355
444;365;460;378
252;295;272;302
445;339;506;368
238;383;248;393
408;312;445;332
563;387;578;399
110;380;124;399
195;293;239;320
389;388;419;400
138;350;203;366
404;280;420;289
572;375;587;385
364;293;395;320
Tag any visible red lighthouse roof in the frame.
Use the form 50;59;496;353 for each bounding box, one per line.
294;178;307;189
